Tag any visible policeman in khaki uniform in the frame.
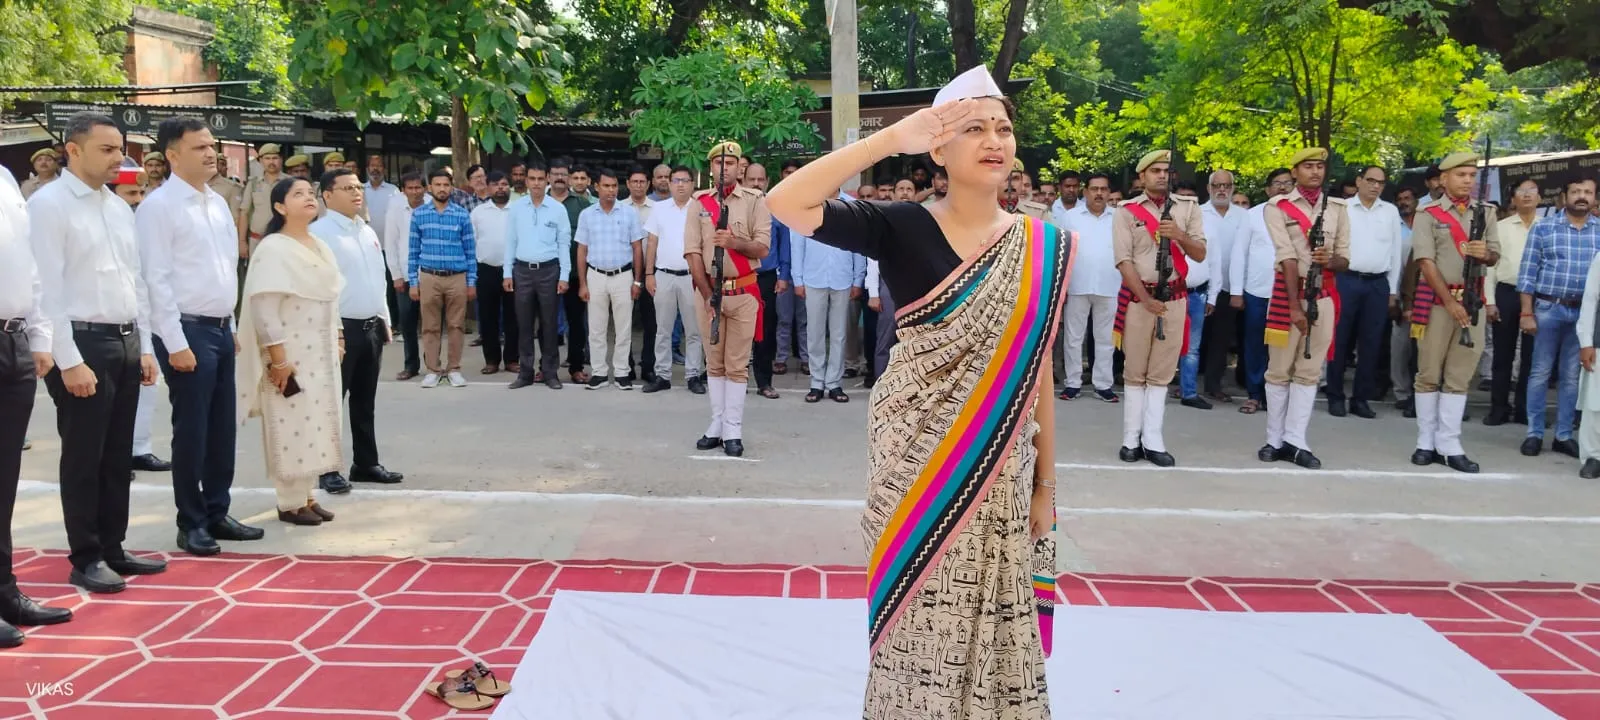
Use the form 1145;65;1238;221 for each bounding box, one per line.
1112;149;1206;467
1260;147;1351;469
1409;151;1500;473
1006;158;1049;220
684;140;771;458
19;147;60;199
239;143;284;257
285;154;311;180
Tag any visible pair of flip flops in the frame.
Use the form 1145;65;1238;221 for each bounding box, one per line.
424;662;511;711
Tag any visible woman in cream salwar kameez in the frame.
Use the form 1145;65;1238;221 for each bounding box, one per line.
767;65;1073;720
237;177;345;525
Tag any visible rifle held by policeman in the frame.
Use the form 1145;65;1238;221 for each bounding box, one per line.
708;145;730;345
1152;133;1178;341
1301;196;1328;360
1459;137;1492;348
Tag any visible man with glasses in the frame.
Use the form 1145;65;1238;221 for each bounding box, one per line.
1517;175;1600;458
1483;179;1540;425
1228;169;1294;414
1197;170;1244;406
1327;166;1404;420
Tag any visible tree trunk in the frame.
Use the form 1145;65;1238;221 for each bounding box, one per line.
1319;30;1341;150
665;0;715;50
451;96;471;179
949;0;979;73
904;8;918;87
992;0;1030;83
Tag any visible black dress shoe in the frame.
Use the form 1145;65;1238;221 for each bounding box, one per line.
1553;438;1580;459
642;378;671;393
69;561;126;594
319;472;352;494
1581;459;1600;479
351;465;404;484
1145;450;1175;467
696;435;722;451
1179;396;1212;410
0;588;72;626
178;528;221;556
207;516;265;542
1349;400;1376;419
1327;399;1347;417
0;620;21;648
104;551;167;576
1282;443;1322;469
723;439;744;457
545;376;563;389
1258;444;1281;462
1119;445;1144;463
1520;436;1543;456
1483;408;1511;426
508;376;534;389
1445;454;1481;473
1411;448;1440;466
131;454;172;472
687;376;707;395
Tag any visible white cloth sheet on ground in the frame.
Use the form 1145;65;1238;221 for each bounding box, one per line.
491;590;1556;720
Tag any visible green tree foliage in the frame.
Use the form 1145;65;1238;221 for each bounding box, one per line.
1454;60;1599;151
1343;0;1600;73
287;0;570;155
144;0;296;107
0;0;132;101
628;50;823;169
1136;0;1475;179
1051;101;1141;172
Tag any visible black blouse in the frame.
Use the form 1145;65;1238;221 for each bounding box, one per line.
810;199;963;305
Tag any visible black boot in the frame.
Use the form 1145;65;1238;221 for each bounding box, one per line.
1118;445;1143;463
1257;444;1282;462
696;435;722;450
1444;454;1480;474
1411;448;1440;466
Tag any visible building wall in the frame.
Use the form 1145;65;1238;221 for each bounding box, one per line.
124;6;217;106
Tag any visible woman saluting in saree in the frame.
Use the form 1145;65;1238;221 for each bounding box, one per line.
768;67;1074;719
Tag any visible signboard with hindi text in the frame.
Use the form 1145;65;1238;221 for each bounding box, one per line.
43;102;304;143
1494;151;1600;208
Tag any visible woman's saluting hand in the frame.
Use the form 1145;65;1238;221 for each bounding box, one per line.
882;99;978;156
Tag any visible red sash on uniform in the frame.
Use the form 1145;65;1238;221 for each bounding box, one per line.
1409;205;1476;339
1111;202;1191;356
696;192;764;341
1264;198;1340;359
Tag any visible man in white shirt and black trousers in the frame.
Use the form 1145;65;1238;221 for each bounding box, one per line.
2;154;76;643
312;168;406;494
1327;165;1404;419
137;116;264;557
30;112;168;593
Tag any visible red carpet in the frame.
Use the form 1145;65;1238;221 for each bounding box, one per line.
1;548;1597;719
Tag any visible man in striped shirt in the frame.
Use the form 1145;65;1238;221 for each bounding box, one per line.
407;169;477;388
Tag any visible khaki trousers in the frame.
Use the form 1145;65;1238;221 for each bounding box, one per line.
1121;297;1186;387
419;272;468;373
695;292;757;384
1267;296;1335;386
1414;304;1486;394
585;268;635;378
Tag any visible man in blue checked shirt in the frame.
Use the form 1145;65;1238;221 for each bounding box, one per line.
575;168;645;390
1517;175;1600;458
408;168;477;389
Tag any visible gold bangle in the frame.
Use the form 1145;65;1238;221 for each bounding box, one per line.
269;361;289;369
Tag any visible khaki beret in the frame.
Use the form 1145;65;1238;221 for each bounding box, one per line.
257;143;281;158
1289;147;1328;167
285;154;310;168
143;151;165;162
706;141;742;160
1439;152;1480;171
1012;158;1026;173
323;152;346;164
30;148;59;162
1135;149;1171;173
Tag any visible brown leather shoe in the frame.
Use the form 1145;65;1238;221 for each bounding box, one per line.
395;370;418;381
307;502;335;522
505;362;520;375
277;507;322;526
481;366;499;375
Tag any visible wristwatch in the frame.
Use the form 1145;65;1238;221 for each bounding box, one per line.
633;280;643;288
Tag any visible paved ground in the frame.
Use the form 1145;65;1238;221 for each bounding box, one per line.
15;348;1600;581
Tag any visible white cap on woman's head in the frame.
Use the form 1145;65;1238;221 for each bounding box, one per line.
933;66;1004;106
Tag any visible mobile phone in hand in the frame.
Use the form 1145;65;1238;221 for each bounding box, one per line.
282;373;302;397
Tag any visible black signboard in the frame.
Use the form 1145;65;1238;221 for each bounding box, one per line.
1498;152;1600;208
44;102;303;143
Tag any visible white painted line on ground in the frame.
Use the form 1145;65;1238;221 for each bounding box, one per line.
19;480;1595;524
1055;462;1527;482
688;455;762;463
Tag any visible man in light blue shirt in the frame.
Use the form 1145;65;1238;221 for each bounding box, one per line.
503;161;571;390
792;194;866;401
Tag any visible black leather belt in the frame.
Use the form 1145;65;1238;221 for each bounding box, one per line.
71;321;136;336
655;267;689;277
180;313;231;328
1189;281;1209;296
589;263;633;277
518;259;558;270
1;318;24;333
1535;293;1582;308
420;268;463;277
1350;271;1388;281
343;316;384;331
